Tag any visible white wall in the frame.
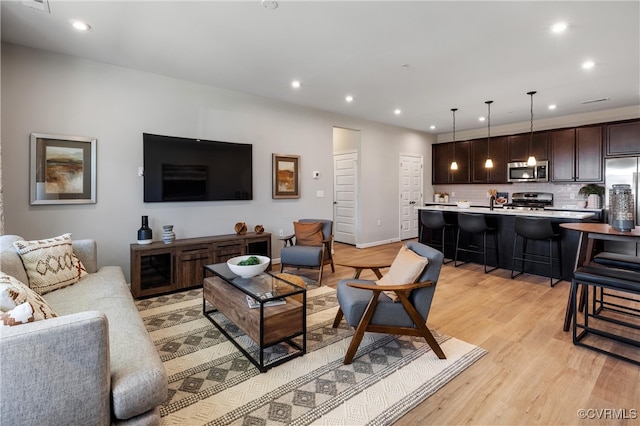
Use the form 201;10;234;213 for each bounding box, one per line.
1;43;435;281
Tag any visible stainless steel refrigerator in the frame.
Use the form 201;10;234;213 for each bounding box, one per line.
604;157;640;255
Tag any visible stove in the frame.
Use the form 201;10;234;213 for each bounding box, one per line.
503;192;553;211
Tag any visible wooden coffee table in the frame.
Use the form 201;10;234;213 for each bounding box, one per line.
203;263;306;372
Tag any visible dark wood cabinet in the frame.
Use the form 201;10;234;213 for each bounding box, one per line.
130;232;271;298
449;141;470;183
432;142;450;184
606;120;640;156
550;129;576;182
471;136;508;183
508;132;548;163
576;126;603;182
551;126;602;182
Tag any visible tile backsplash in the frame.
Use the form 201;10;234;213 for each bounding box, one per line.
432;182;591;208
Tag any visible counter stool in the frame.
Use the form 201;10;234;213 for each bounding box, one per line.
511;217;562;287
420;210;456;264
455;212;499;273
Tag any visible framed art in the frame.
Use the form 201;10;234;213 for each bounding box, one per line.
272;153;300;199
30;133;97;205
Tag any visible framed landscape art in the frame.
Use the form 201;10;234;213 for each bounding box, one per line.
30;133;97;205
272;153;300;199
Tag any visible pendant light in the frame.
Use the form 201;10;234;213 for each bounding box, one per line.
527;91;537;166
484;100;494;169
450;108;459;170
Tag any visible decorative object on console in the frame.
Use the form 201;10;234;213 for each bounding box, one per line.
234;222;248;235
254;224;264;234
30;133;97;205
162;225;175;244
273;154;300;199
137;215;153;244
578;183;605;208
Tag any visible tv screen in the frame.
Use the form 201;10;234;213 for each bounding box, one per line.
143;133;252;202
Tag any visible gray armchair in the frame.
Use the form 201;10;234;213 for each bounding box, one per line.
332;241;446;364
279;219;335;285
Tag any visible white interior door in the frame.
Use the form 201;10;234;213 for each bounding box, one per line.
333;151;357;245
400;154;423;240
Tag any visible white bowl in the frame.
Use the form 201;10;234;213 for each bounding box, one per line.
456;201;471;209
227;255;271;278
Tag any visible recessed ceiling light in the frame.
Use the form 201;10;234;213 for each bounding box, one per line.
71;21;91;31
345;95;354;102
291;80;301;89
261;0;278;10
394;109;402;115
479;117;486;122
548;104;557;110
430;125;436;130
582;60;595;70
551;22;567;33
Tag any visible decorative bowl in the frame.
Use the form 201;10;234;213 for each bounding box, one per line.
227;255;271;278
456;201;471;209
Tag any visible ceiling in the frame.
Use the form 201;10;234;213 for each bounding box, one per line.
2;1;639;134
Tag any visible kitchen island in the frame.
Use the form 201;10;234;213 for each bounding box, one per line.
417;205;596;281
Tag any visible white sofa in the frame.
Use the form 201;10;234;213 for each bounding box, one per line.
0;235;167;426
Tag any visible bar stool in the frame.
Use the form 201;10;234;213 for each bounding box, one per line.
419;210;456;264
455;212;499;273
511;217;562;287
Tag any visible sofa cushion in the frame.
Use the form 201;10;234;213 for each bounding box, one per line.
0;272;57;324
0;235;29;285
376;245;429;302
13;233;87;295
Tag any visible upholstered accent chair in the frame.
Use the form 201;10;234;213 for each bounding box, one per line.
279;219;335;285
332;241;446;364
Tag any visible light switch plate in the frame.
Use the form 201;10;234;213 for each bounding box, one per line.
316;190;324;198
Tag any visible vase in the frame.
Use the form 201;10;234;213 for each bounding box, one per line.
587;194;601;209
162;225;176;244
137;216;153;245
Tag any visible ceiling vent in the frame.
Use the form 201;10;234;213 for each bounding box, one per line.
21;0;50;13
582;97;610;105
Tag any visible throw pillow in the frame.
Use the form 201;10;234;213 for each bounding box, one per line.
293;221;324;246
376;245;429;302
0;272;57;325
13;233;87;295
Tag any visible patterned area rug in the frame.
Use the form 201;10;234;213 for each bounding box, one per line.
136;285;486;425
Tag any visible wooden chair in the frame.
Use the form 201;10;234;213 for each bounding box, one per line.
279;219;335;284
332;241;446;364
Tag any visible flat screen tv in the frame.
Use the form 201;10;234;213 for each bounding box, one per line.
143;133;252;202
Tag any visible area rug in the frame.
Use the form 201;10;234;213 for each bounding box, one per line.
136;285;487;426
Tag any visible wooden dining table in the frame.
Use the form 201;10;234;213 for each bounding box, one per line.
559;222;640;331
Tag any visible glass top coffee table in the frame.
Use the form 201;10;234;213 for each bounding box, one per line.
203;263;306;372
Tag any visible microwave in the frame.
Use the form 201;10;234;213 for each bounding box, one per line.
507;161;549;182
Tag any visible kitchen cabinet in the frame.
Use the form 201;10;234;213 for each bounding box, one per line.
606;120;640;156
471;136;508;183
432;142;451;184
550;126;602;182
449;141;470;183
507;132;548;163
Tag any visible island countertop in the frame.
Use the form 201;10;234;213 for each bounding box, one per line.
417;205;596;220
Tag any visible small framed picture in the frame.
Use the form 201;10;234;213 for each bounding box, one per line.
272;154;300;199
30;133;97;205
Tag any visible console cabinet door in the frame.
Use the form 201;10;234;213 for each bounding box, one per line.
550;129;576;182
176;245;212;289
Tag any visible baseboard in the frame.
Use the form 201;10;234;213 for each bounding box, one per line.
356;238;401;249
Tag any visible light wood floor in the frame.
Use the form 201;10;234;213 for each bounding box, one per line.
279;240;640;425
